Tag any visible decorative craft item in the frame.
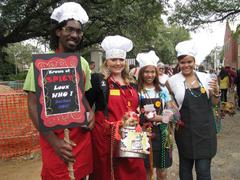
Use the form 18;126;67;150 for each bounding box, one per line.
114;111;150;158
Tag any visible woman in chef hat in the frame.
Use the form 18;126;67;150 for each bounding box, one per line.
167;40;220;180
87;35;147;180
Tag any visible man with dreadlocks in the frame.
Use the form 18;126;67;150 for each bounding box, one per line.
23;2;94;180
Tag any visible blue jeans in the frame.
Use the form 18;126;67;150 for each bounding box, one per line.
179;156;212;180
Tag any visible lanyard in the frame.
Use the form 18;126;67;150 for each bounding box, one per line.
184;74;206;97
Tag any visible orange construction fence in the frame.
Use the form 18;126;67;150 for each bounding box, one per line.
0;92;40;159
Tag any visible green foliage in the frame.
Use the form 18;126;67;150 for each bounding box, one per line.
233;25;240;40
219;48;224;63
8;71;28;81
0;0;54;46
150;25;190;64
0;59;15;80
169;0;240;30
0;0;167;47
0;0;190;67
204;55;214;68
3;42;42;66
1;42;42;80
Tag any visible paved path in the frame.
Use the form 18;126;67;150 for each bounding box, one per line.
1;109;240;180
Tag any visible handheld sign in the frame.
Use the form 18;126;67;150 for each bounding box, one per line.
33;53;88;131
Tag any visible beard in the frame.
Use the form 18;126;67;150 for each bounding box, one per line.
59;37;82;52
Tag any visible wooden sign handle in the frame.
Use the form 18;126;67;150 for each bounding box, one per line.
64;128;75;180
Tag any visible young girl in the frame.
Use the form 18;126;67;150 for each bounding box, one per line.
137;51;176;180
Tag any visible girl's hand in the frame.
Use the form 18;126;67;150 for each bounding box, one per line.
144;111;155;119
144;113;162;122
162;109;174;123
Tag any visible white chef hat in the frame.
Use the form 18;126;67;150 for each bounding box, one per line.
175;40;197;58
101;35;133;59
157;62;165;68
50;2;89;24
136;50;160;68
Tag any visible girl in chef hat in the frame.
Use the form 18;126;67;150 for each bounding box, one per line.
137;50;177;180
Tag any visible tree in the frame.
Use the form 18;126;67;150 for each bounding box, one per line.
1;42;42;80
0;0;167;49
0;0;190;66
154;25;190;64
168;0;240;30
0;0;54;48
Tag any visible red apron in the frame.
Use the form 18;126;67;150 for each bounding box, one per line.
40;128;93;180
91;80;147;180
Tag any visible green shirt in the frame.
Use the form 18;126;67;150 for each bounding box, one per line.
23;56;91;92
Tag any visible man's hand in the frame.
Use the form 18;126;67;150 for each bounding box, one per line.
42;131;76;163
28;92;76;163
47;134;76;163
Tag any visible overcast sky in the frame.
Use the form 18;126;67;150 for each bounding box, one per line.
190;22;226;64
191;20;239;64
164;0;240;64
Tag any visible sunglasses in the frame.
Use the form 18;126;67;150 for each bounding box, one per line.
62;27;83;36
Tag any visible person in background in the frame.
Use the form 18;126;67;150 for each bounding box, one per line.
86;35;147;180
129;64;135;70
234;69;240;110
165;65;173;77
89;61;96;73
23;2;94;180
167;40;220;180
137;51;176;180
172;63;181;75
157;62;169;86
227;67;237;93
129;66;140;80
224;66;233;90
198;65;207;73
218;68;230;102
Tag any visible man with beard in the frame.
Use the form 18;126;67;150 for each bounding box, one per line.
23;2;94;180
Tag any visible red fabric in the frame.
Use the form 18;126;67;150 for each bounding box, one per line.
40;128;93;180
91;80;147;180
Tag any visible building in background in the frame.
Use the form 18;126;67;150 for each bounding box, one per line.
200;46;222;71
224;21;238;69
237;26;240;70
90;44;104;72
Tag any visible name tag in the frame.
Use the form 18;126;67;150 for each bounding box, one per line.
110;89;120;96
